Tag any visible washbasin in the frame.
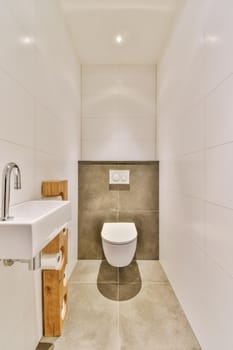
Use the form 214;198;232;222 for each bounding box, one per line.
0;200;71;260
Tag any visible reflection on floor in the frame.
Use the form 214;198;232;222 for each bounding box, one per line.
41;260;201;350
97;260;142;301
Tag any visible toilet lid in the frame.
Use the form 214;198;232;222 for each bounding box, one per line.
101;222;137;245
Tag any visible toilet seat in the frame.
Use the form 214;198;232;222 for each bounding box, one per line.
101;222;137;245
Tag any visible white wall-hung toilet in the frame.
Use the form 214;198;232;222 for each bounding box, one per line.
101;222;137;267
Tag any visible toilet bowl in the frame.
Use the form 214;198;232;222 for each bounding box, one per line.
101;222;137;267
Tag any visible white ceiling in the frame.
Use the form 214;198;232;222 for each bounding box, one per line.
60;0;183;64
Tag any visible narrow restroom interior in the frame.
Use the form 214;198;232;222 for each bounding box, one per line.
0;1;233;350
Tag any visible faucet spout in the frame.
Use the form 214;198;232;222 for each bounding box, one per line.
14;166;21;190
1;162;22;221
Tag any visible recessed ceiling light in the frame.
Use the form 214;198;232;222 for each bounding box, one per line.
205;35;219;43
115;35;123;44
20;36;34;45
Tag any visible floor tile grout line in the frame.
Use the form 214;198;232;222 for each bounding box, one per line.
118;297;120;350
117;267;120;350
69;280;169;285
63;262;200;350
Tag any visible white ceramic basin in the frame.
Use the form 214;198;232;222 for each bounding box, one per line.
0;200;71;259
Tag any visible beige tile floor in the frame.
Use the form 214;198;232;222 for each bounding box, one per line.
41;260;201;350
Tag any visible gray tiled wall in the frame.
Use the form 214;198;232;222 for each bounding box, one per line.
78;162;159;259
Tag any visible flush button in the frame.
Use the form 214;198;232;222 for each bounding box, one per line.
109;170;130;184
112;173;120;182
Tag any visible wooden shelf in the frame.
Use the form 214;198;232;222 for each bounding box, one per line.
41;180;69;337
42;228;68;337
42;180;68;200
43;228;68;271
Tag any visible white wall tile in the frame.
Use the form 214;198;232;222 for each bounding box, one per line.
65;115;81;162
34;152;66;198
204;0;233;93
161;234;206;334
206;143;233;208
159;158;178;192
179;151;205;199
182;195;205;250
182;102;205;154
206;74;233;147
117;93;155;117
118;116;155;141
200;257;233;350
0;2;81;350
82;117;118;140
34;1;80;121
0;3;36;93
35;103;67;159
118;139;156;161
35;52;80;123
0;69;34;147
158;1;233;349
116;65;155;96
81;65;156;160
82;139;118;161
82;94;118;118
206;203;233;278
82;65;118;96
6;0;35;32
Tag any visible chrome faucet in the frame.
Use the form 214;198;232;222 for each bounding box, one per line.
1;162;21;221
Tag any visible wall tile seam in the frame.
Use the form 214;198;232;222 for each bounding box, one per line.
32;97;37;153
154;64;158;160
205;70;233;97
176;231;233;283
161;196;233;276
57;1;82;65
36;95;80;124
81;116;156;120
161;134;233;155
0;63;36;100
158;73;233;118
0;137;36;151
80;65;84;159
204;250;233;282
156;86;212;118
2;54;79;122
35;99;78;124
204;199;233;212
203;95;207;258
205;140;233;151
0;61;77;126
81;93;157;99
81;138;156;142
68;281;169;286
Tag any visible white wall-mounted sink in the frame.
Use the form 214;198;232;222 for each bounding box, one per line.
0;200;71;260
